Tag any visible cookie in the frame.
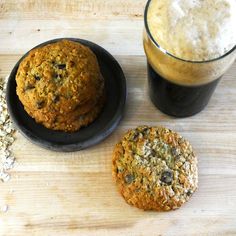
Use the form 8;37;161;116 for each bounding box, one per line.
51;93;105;132
112;126;198;211
24;92;106;132
16;39;105;132
22;91;101;125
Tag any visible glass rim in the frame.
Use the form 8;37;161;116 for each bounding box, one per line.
144;0;236;64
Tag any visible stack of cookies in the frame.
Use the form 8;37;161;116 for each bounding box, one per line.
16;40;105;132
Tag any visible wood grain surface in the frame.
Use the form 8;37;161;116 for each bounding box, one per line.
0;1;236;236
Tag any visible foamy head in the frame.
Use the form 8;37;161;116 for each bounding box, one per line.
147;0;236;61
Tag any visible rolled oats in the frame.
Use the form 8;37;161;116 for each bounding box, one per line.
0;77;16;183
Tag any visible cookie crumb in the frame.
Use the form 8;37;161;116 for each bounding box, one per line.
0;204;8;213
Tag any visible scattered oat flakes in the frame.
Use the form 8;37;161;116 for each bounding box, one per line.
0;171;10;182
0;76;16;183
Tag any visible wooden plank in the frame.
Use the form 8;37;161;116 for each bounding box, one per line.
0;0;145;55
0;0;145;20
0;19;144;55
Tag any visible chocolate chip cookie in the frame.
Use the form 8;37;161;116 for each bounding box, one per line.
112;126;198;211
16;39;105;132
24;91;105;132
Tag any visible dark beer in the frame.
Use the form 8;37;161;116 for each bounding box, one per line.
147;63;220;117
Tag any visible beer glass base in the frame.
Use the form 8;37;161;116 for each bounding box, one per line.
149;93;210;118
147;63;221;117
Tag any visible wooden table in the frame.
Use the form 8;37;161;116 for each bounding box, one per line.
1;1;236;235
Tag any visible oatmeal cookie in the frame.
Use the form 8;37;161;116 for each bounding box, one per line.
51;93;105;132
112;126;198;211
23;92;101;125
16;39;105;131
24;92;105;132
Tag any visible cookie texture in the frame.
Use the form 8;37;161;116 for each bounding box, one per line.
24;92;105;131
112;126;198;211
16;39;105;132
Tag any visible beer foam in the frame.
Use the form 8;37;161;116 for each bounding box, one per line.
147;0;236;61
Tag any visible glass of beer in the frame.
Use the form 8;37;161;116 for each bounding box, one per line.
143;0;236;117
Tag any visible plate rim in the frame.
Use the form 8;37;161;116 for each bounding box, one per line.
6;37;127;152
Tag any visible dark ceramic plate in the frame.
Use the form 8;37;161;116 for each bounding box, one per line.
6;38;126;152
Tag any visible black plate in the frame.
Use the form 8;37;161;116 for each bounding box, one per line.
6;38;126;152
